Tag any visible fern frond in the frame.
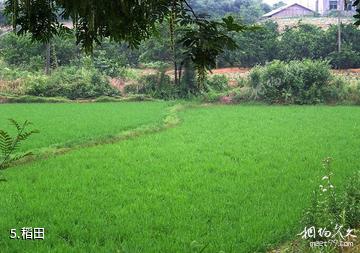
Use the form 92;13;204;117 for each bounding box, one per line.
18;130;40;142
0;119;39;171
0;130;13;157
11;152;33;163
8;118;22;131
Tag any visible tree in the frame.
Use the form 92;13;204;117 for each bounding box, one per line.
278;24;325;61
187;0;266;23
0;3;6;25
353;0;360;25
218;20;278;67
272;1;286;9
4;0;246;91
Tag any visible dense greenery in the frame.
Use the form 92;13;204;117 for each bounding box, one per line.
0;57;120;99
0;1;5;25
1;104;359;252
189;0;270;23
25;66;120;100
0;11;5;25
220;22;360;69
2;21;360;72
3;0;246;85
1;3;360;101
249;60;334;104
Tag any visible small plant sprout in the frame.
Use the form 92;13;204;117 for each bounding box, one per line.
0;119;39;178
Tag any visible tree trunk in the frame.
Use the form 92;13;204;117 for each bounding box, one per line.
337;10;342;53
45;42;51;75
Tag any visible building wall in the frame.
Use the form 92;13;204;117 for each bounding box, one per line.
271;5;314;18
321;0;354;14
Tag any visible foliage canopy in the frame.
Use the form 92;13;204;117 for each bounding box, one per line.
4;0;246;86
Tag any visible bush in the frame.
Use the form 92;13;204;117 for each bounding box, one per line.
134;71;179;100
328;46;360;69
249;60;333;104
346;81;360;105
124;84;140;94
140;61;171;69
201;86;253;104
93;51;122;77
0;9;7;25
117;68;140;81
0;60;34;81
323;76;347;104
206;74;229;92
25;66;120;100
201;90;224;103
0;33;43;70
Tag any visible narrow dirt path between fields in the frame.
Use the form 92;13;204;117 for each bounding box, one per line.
4;103;189;170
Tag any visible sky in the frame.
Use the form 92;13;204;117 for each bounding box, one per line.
263;0;316;10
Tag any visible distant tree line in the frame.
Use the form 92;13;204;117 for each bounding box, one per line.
1;21;360;70
0;2;6;25
219;21;360;69
138;21;360;69
189;0;271;23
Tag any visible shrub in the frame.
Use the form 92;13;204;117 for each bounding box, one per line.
93;52;121;77
231;87;253;102
0;60;34;81
0;79;25;95
140;61;171;69
124;84;140;94
328;46;360;69
135;71;179;100
0;33;43;69
278;24;325;61
117;68;140;81
0;9;7;25
249;60;332;104
25;66;120;99
206;74;229;92
201;90;223;103
323;76;347;104
202;86;254;104
236;77;248;88
346;81;360;105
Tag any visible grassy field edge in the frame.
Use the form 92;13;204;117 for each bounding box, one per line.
7;102;189;171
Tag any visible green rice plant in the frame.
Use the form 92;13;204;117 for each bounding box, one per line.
0;119;39;172
344;171;360;229
1;105;359;252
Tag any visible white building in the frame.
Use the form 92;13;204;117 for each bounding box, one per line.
318;0;356;14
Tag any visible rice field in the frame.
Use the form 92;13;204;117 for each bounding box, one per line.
0;103;359;252
0;102;170;152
